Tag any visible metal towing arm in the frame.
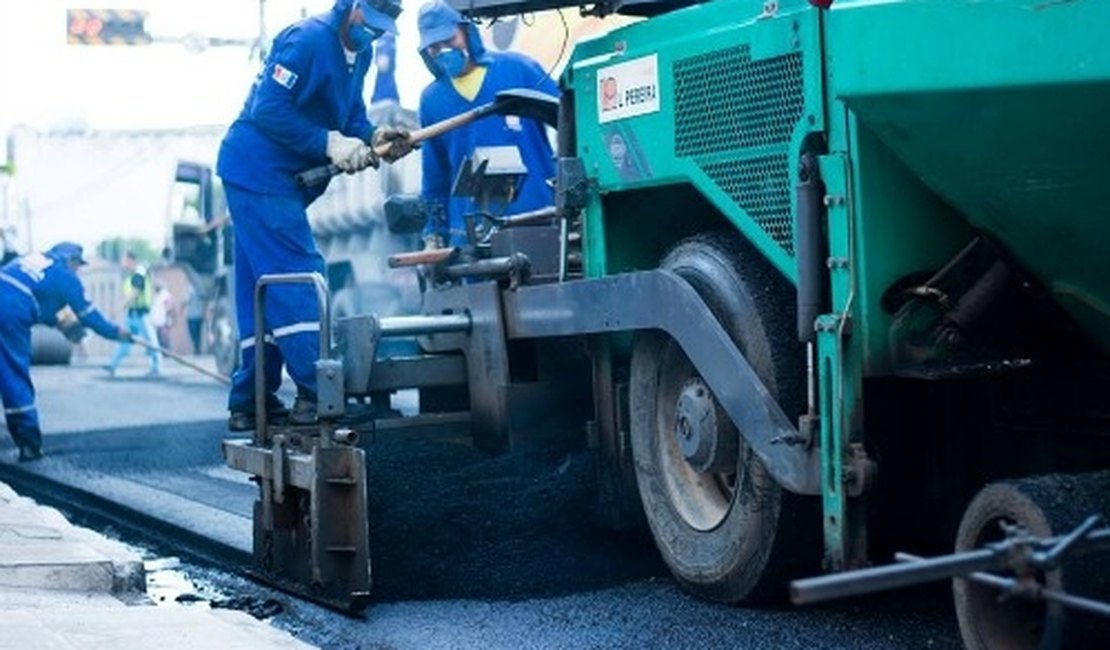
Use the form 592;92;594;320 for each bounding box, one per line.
219;256;823;610
792;516;1110;619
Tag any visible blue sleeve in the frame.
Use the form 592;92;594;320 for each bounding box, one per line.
63;275;122;340
343;80;375;144
248;27;330;159
419;93;452;236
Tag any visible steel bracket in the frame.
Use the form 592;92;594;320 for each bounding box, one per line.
222;437;371;612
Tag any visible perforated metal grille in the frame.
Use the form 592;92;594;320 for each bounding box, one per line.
673;47;805;254
701;156;793;253
674;48;804;156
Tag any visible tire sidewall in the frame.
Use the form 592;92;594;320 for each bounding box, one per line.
954;482;1073;650
630;233;796;602
950;472;1110;647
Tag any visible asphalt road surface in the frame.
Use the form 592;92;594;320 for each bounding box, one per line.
0;357;962;649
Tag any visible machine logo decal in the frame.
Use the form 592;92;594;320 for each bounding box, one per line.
597;54;660;124
600;77;620;111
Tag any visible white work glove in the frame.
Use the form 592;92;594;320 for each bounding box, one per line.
326;130;365;172
372;126;417;164
344;143;380;173
423;233;444;250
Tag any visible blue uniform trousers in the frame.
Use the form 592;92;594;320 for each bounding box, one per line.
0;286;42;450
225;184;324;411
106;310;160;372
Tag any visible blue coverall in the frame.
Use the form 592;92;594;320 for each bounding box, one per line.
0;250;123;452
371;33;400;104
216;0;389;413
419;51;558;247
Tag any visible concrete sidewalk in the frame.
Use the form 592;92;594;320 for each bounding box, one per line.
0;481;313;650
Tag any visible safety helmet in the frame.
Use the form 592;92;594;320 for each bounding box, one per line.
356;0;402;35
48;242;87;266
417;0;463;51
417;0;489;77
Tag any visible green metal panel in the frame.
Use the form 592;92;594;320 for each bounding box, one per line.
816;314;847;568
815;153;861;570
567;0;1110;577
583;200;608;279
836;118;974;374
566;0;825;279
825;0;1110;354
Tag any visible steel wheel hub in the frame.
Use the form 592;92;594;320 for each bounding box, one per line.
675;378;737;474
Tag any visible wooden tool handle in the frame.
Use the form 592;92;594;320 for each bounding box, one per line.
388;248;457;268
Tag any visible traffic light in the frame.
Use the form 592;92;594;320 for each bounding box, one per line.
67;9;152;46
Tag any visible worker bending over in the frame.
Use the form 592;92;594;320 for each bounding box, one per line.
0;243;130;461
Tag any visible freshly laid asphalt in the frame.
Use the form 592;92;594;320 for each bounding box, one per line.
0;355;962;649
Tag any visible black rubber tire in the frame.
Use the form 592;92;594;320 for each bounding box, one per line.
629;232;814;603
210;294;239;378
30;324;73;366
954;472;1110;650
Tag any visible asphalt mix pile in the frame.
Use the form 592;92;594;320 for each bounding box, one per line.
364;433;665;602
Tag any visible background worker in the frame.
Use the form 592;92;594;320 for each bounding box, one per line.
216;0;416;432
416;0;558;248
0;243;130;461
184;283;205;355
150;281;176;350
371;32;400;103
104;249;161;377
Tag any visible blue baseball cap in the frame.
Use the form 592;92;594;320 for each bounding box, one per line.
48;242;87;266
357;0;402;35
418;0;464;51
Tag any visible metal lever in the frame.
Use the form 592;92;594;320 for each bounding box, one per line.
1034;515;1102;569
253;272;332;441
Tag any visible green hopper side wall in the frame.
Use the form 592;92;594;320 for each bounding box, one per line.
826;0;1110;355
568;0;1110;363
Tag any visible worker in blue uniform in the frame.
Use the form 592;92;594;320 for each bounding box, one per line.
0;243;130;461
216;0;416;432
371;33;400;104
416;0;558;248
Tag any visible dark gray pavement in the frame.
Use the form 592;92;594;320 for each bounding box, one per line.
0;355;963;649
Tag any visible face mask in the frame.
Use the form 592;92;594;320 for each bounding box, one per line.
434;48;467;78
347;24;382;52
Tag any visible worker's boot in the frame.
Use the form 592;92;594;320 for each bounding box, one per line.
17;443;43;463
227;411;254;432
267;397;291;423
289;393;317;426
11;423;43;462
227;397;291;432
